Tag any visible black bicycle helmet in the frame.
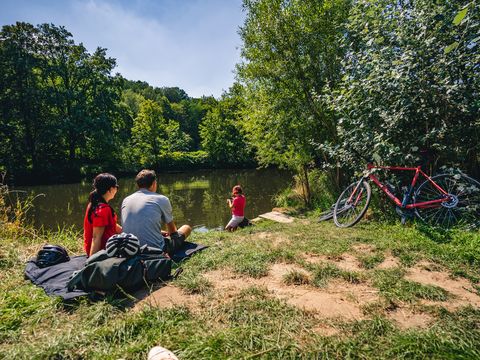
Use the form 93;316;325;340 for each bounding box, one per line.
36;244;70;268
106;233;140;258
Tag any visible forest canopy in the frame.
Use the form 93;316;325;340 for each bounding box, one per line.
1;0;478;191
238;0;479;202
0;23;253;183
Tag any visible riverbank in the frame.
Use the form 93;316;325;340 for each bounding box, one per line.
3;153;259;187
2;215;480;358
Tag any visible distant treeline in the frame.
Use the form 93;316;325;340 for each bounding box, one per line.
0;22;254;184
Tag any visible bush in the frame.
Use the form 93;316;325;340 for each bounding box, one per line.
274;169;337;210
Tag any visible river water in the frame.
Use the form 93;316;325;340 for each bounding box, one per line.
15;168;292;231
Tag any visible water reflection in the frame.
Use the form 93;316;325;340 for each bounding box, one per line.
16;168;292;231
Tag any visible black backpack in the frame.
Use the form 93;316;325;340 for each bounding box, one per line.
238;217;253;228
67;246;172;293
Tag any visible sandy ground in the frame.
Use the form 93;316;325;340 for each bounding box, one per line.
135;237;480;332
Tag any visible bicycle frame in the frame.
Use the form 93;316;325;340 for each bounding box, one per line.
348;164;450;209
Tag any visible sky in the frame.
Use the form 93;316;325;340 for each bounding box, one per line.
0;0;246;98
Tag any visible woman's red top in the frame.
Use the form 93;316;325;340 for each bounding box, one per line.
83;203;118;255
231;195;246;216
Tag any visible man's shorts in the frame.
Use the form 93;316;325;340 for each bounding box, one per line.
163;231;186;256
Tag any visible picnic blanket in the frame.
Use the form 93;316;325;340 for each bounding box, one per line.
25;242;207;301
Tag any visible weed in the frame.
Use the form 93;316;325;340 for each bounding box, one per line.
392;248;420;267
283;270;311;285
361;299;398;316
308;263;362;287
358;253;385;269
175;272;212;295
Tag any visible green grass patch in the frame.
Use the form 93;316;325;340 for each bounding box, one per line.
283;270;311;285
307;262;363;287
175;271;212;295
372;268;450;302
358;253;385;269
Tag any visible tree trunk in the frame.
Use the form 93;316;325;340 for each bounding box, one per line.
302;164;311;206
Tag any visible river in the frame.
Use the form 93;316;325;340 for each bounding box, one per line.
14;168;292;232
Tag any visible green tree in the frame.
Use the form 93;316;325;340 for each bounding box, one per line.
161;87;189;103
332;0;480;176
39;24;121;170
0;23;45;176
238;0;350;203
0;22;122;180
200;84;253;166
132;100;191;168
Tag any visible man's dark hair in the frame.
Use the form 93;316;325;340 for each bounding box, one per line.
135;169;157;189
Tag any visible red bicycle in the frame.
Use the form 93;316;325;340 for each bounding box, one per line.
333;163;480;229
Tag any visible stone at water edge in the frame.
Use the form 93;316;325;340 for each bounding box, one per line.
148;346;179;360
258;211;295;223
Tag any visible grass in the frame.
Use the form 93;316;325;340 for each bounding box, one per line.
175;271;212;295
1;193;480;358
358;253;386;269
372;268;451;303
305;262;363;287
283;270;311;285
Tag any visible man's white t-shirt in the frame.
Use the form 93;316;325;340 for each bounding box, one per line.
121;189;173;250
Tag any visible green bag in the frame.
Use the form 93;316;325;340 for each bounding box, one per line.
67;247;172;293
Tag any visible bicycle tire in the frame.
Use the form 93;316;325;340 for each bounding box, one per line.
414;173;480;229
333;180;371;228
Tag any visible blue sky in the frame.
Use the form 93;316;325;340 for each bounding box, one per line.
0;0;245;98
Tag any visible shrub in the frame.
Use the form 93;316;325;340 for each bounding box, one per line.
274;169;337;210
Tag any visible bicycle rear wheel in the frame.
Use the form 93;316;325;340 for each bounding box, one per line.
414;173;480;229
333;180;371;228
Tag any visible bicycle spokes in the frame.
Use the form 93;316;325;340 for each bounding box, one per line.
414;174;480;229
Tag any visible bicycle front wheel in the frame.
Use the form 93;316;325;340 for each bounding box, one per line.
333;180;371;228
414;173;480;229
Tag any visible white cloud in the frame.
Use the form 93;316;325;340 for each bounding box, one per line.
0;0;244;97
67;0;243;97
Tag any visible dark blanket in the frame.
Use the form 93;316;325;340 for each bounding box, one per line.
25;255;89;301
25;241;207;300
171;241;208;263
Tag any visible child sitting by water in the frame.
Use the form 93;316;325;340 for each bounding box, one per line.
225;185;246;232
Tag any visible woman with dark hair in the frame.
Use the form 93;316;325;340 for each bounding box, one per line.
225;185;246;231
83;173;122;256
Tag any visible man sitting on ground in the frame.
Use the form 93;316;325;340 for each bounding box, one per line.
121;169;192;256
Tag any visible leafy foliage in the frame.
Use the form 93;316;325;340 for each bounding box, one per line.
131;100;192;168
238;0;479;206
199;84;253;166
0;22;252;183
0;22;122;181
329;0;480;175
238;0;351;202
